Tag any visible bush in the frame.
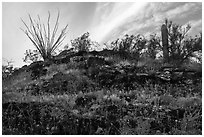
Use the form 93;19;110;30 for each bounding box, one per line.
23;49;42;63
71;32;91;52
111;34;147;62
2;59;15;80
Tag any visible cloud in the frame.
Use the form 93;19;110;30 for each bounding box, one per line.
187;19;202;36
90;2;147;43
190;19;202;28
96;2;201;43
165;3;197;19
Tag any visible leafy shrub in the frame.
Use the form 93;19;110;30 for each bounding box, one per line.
111;34;147;61
146;34;161;59
23;49;42;63
2;64;14;80
71;32;91;52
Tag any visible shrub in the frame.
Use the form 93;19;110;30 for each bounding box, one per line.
111;34;147;61
2;63;14;79
146;34;162;59
71;32;91;52
23;49;42;63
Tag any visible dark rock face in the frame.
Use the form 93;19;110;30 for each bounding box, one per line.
86;64;175;89
86;57;108;68
71;56;86;63
33;72;96;95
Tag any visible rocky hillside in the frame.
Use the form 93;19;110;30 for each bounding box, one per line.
2;49;202;135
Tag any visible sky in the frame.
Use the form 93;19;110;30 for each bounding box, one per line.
2;2;202;67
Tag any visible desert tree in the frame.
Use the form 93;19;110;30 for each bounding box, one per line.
21;11;68;61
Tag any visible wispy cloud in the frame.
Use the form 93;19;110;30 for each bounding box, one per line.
90;2;147;43
188;19;202;36
165;3;198;19
190;19;202;28
93;2;202;43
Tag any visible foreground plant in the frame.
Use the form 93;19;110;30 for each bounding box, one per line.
21;11;68;61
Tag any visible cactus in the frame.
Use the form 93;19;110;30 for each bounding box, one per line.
161;24;169;63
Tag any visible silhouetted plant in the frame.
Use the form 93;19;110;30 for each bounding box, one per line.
146;34;162;59
71;32;91;52
21;11;68;61
111;34;147;60
2;59;15;79
112;34;134;52
131;34;147;56
23;49;42;63
180;33;202;63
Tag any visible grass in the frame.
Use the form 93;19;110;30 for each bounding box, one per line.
2;80;202;135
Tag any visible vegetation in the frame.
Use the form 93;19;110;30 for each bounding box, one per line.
23;49;42;63
111;34;147;62
2;17;202;135
71;32;91;52
161;19;202;65
2;59;15;79
71;32;100;52
21;11;68;61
